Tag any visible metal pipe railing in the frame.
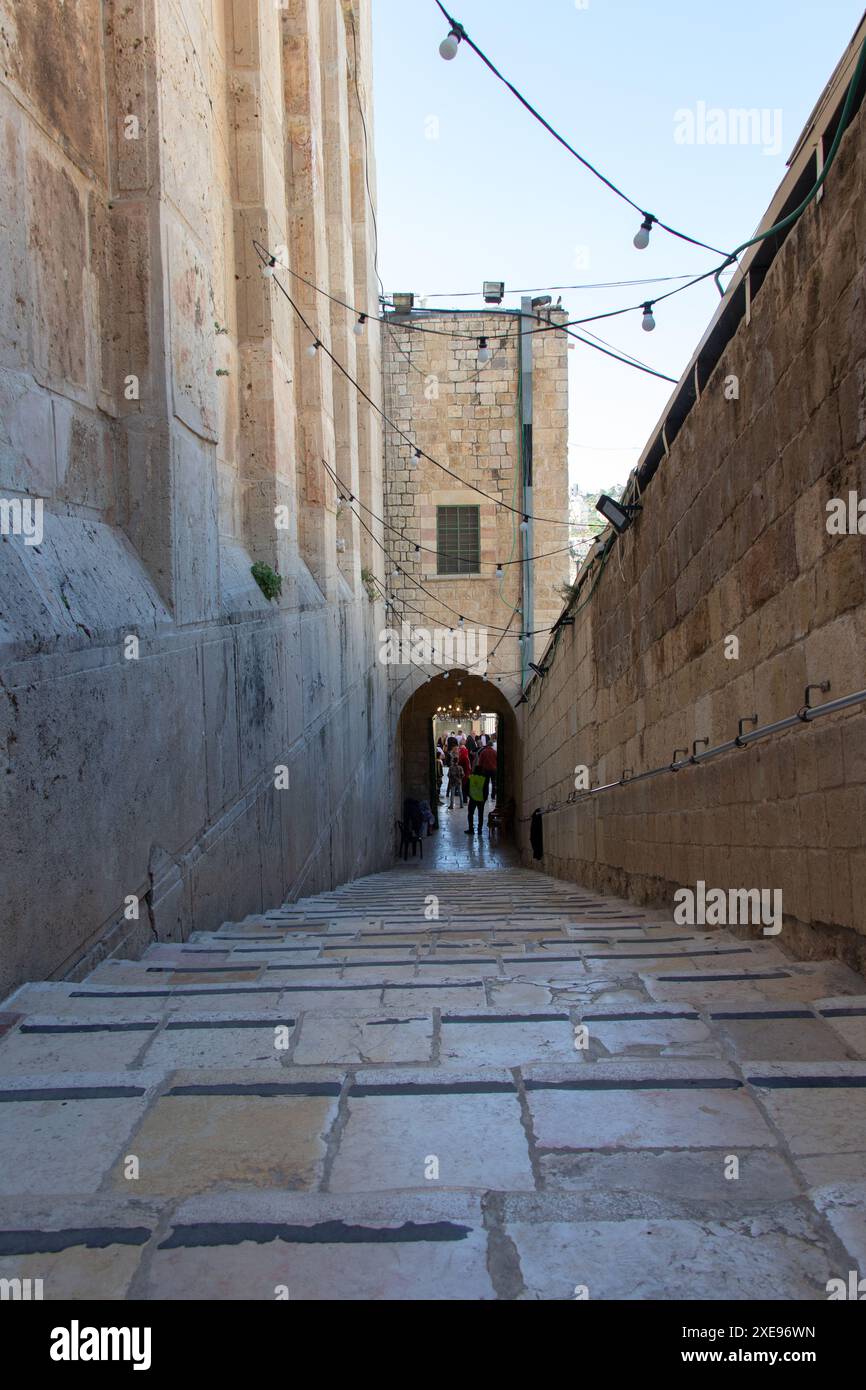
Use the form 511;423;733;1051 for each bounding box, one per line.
524;681;866;821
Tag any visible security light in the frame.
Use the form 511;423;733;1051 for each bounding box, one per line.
392;292;414;313
484;281;505;305
595;493;642;534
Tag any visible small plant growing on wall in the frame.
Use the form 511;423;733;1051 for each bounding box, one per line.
251;561;283;601
361;567;377;601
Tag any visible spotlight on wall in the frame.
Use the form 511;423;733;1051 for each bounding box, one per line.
392;292;414;313
484;281;505;305
595;493;643;534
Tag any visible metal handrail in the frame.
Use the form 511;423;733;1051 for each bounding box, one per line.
524;681;865;821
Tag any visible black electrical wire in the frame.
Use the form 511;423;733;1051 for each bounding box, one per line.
261;257;581;528
322;456;590;568
432;1;729;258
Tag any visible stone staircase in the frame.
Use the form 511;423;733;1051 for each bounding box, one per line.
1;865;865;1300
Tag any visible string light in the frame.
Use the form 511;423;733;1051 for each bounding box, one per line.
478;336;491;364
262;257;276;278
353;314;367;336
495;564;504;579
307;340;320;357
641;303;656;333
439;26;463;60
519;516;529;533
633;215;655;251
431;0;727;258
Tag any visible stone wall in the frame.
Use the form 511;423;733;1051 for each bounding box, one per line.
518;101;866;972
381;308;570;807
0;0;391;998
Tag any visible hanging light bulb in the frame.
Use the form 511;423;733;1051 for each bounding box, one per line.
262;256;277;278
410;448;421;468
353;314;367;336
495;564;504;579
458;616;465;627
439;28;462;60
633;214;655;250
641;303;656;332
519;515;529;533
307;340;320;357
478;336;491;365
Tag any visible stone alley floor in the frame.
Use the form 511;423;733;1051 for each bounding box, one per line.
1;864;866;1300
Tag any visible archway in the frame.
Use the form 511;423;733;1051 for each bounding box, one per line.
395;672;522;842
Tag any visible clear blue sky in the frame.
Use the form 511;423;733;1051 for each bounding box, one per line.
372;0;864;493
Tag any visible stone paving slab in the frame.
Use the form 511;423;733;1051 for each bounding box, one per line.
291;1012;434;1066
103;1068;346;1198
538;1148;803;1204
523;1061;777;1151
138;1192;495;1300
0;1070;167;1196
329;1068;534;1194
744;1062;866;1156
506;1205;836;1301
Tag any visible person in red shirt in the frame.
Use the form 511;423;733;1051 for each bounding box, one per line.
476;739;497;805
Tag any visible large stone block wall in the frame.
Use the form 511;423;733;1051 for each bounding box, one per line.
382;310;570;696
518;103;866;971
0;0;391;998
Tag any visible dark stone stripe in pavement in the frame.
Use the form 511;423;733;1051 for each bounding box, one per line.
709;1010;813;1020
20;1022;157;1034
819;1007;866;1017
158;1220;473;1249
0;1228;152;1255
746;1075;866;1088
0;1086;148;1102
350;1080;517;1097
70;987;284;998
167;1082;342;1098
656;972;790;982
163;1019;295;1031
581;1011;701;1022
442;1013;570;1024
524;1078;744;1091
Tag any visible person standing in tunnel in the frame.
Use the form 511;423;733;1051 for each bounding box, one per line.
465;767;489;835
476;736;497;807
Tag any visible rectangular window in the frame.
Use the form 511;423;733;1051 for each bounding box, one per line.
436;505;480;575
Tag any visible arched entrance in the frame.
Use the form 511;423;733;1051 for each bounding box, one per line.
395;672;521;841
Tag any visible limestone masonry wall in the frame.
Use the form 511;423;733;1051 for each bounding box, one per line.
0;0;391;998
519;101;866;971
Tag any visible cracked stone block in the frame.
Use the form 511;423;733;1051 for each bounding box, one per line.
508;1210;834;1300
142;1019;298;1069
440;1014;577;1067
292;1012;434;1065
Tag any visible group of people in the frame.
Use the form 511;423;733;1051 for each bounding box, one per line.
435;732;498;834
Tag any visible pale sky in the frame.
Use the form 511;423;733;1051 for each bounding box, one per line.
372;0;864;494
